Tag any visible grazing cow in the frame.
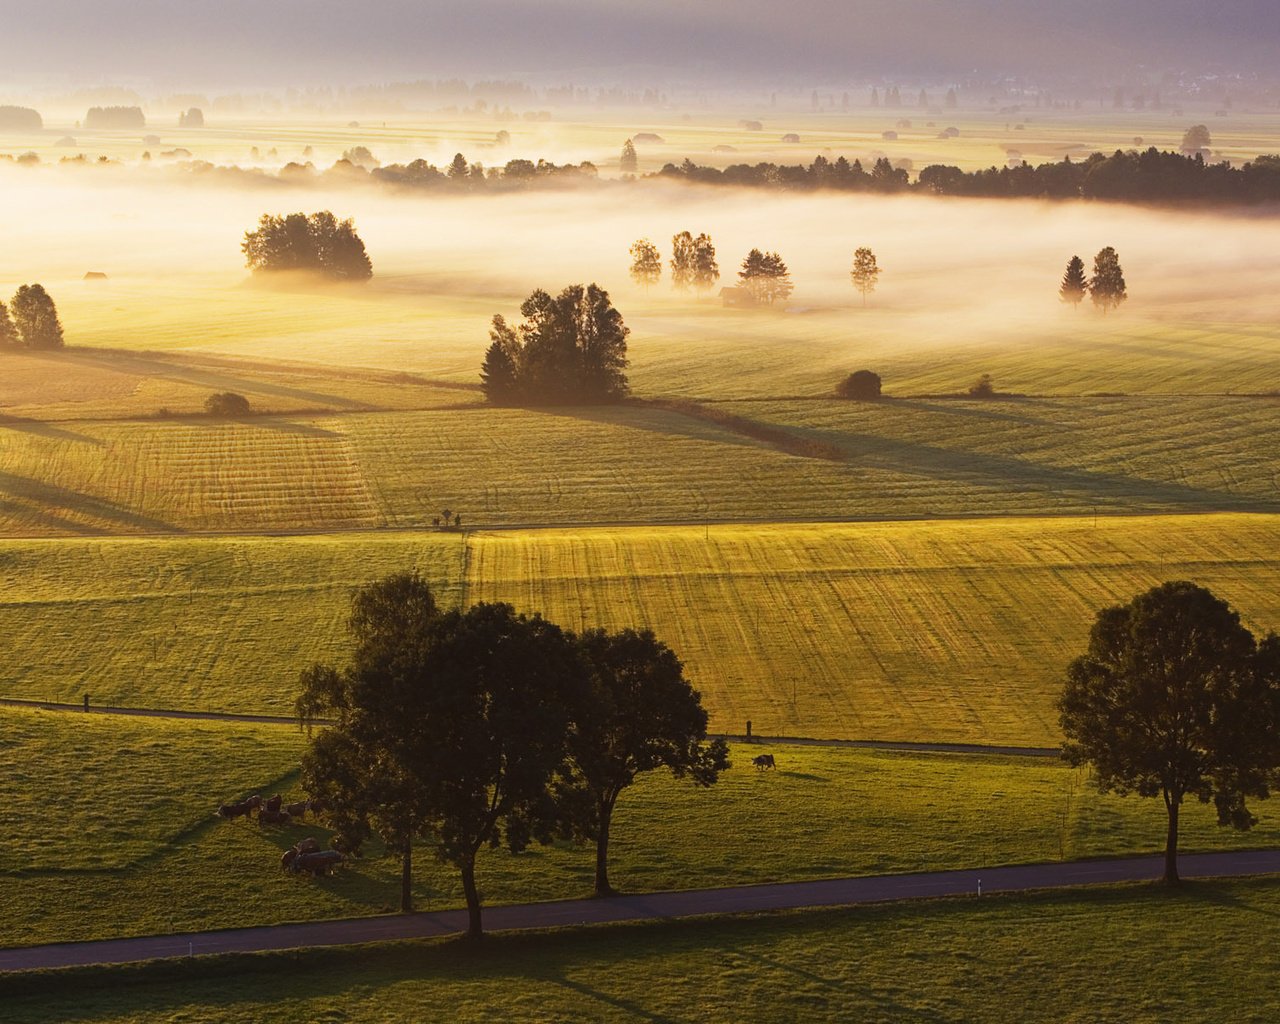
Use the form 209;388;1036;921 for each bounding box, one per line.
294;850;344;876
258;808;292;826
294;837;321;855
280;848;298;871
283;801;308;819
217;801;251;821
263;794;283;815
752;753;776;770
244;795;262;811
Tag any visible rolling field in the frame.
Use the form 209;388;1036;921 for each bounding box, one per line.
4;880;1278;1023
1;515;1277;743
3;707;1278;949
2;395;1277;537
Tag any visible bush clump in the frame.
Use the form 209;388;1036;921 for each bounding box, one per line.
204;392;251;417
836;370;882;400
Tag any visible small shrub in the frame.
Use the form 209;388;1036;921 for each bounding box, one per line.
836;370;882;400
204;392;251;417
968;374;996;398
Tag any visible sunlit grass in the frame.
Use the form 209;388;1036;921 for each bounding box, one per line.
2;707;1278;949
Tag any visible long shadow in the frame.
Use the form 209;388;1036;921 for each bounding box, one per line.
36;349;373;412
534;403;774;454
0;472;176;533
887;397;1054;427
550;975;689;1024
1182;879;1280;921
733;947;951;1023
0;418;104;445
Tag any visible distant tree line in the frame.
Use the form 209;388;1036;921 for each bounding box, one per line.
0;285;63;350
481;284;630;405
242;211;373;280
84;106;146;129
0;106;42;131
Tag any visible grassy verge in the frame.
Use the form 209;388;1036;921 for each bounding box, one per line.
2;877;1277;1022
3;715;1278;948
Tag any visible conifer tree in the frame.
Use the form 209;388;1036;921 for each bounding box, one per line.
0;300;17;348
1059;255;1087;308
620;139;638;174
738;249;793;306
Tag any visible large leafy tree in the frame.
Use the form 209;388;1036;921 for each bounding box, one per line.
420;602;587;938
1059;581;1280;884
1059;255;1087;308
629;239;662;290
1089;246;1127;314
738;249;794;306
296;574;441;912
10;284;64;349
850;247;881;307
479;284;629;405
560;628;729;896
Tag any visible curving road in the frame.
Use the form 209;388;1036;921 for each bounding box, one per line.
1;849;1276;974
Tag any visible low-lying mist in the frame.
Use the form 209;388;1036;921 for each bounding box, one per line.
2;163;1278;375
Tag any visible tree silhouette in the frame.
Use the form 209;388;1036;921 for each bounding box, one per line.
670;231;696;292
1059;256;1087;307
692;233;720;295
0;300;17;348
850;247;881;306
620;139;638;174
242;212;372;280
629;239;662;290
10;284;64;349
1060;582;1280;884
837;370;882;399
738;249;794;306
559;628;729;896
1090;247;1127;314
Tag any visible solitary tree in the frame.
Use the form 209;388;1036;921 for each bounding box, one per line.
10;284;64;349
204;392;251;416
296;574;442;912
620;139;638;174
1059;582;1280;885
850;248;881;306
1059;255;1087;308
1180;124;1212;155
738;249;794;306
1090;247;1127;314
670;231;696;292
559;628;730;896
0;300;17;348
691;233;720;295
836;370;882;400
629;239;662;290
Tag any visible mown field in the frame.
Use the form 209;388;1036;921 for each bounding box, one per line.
3;705;1279;949
2;395;1277;537
1;515;1277;741
4;879;1278;1023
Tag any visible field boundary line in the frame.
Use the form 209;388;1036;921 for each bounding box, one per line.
0;698;1056;756
0;850;1276;973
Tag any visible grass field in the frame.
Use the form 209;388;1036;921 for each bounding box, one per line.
3;394;1277;537
1;515;1277;741
3;706;1278;949
3;878;1278;1022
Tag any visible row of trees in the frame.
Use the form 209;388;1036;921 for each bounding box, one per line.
0;285;64;350
298;575;728;938
1059;248;1127;313
481;284;630;405
241;211;373;280
655;148;1280;203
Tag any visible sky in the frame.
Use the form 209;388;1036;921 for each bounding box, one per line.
4;0;1278;89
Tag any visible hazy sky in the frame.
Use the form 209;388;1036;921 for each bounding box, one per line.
6;1;1278;88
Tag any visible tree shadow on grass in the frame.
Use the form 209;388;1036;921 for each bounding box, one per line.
1181;879;1280;921
0;472;176;533
0;418;105;445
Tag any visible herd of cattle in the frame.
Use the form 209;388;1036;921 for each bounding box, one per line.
216;793;344;876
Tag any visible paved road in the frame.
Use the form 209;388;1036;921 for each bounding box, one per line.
2;850;1275;974
0;699;1057;757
